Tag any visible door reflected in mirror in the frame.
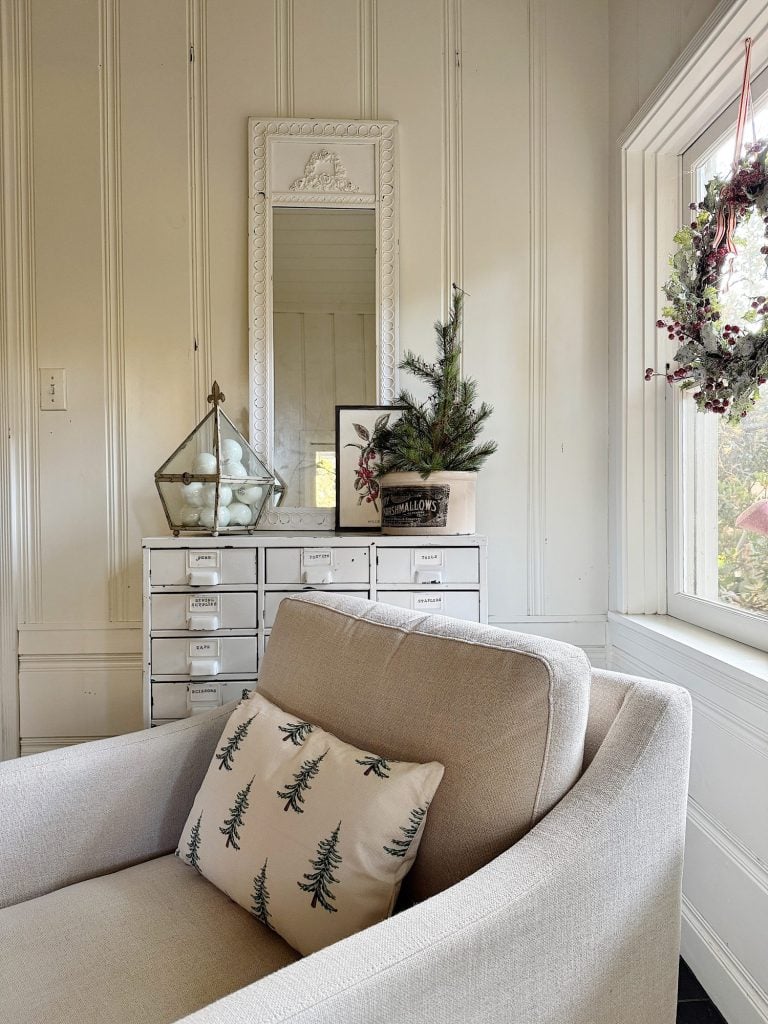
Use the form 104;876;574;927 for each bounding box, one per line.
273;206;376;507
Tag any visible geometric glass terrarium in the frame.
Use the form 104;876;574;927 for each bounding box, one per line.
155;382;277;536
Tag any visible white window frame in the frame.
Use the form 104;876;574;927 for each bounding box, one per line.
666;66;768;650
615;0;768;649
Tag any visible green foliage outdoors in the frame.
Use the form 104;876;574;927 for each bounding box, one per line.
718;393;768;612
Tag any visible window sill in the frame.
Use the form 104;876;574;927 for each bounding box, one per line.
607;611;768;698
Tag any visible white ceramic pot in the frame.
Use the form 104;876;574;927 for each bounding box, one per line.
379;471;477;536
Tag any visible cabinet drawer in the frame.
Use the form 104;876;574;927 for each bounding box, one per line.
376;590;480;621
149;548;257;587
151;636;258;677
376;546;479;585
151;680;255;721
266;547;369;585
263;589;369;629
150;592;257;632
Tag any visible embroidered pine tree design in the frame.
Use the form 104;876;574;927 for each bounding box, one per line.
384;804;429;858
298;822;342;913
250;859;272;928
278;720;314;746
355;754;392;778
184;812;203;870
277;750;328;813
219;777;254;850
215;715;256;771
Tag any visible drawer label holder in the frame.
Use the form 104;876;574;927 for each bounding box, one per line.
414;549;445;568
413;593;445;613
301;548;333;568
189;639;221;659
187;550;221;569
188;594;221;613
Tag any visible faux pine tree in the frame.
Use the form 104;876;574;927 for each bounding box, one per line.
278;720;314;746
219;777;254;850
298;822;343;912
384;804;428;858
355;754;391;778
277;750;328;813
372;285;497;478
184;812;203;870
251;859;272;928
215;715;256;771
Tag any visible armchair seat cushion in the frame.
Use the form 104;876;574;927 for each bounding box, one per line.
0;853;298;1024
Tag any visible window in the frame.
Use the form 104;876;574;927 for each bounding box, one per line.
668;65;768;649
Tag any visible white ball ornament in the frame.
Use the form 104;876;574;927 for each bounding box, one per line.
180;481;204;507
199;506;230;530
220;439;243;463
179;505;200;527
221;459;248;479
236;484;264;505
227;502;251;526
202;484;233;508
192;452;217;474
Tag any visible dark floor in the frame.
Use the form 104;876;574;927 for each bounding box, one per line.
678;960;727;1023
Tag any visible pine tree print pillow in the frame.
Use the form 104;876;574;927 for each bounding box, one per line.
176;692;444;956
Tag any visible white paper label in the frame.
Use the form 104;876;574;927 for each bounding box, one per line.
188;594;220;613
189;684;219;701
189;639;220;658
413;593;444;612
414;549;445;568
187;550;221;569
302;548;332;567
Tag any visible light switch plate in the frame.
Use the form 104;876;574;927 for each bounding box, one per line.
39;368;67;410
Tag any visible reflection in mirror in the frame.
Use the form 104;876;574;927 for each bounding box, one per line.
273;207;376;507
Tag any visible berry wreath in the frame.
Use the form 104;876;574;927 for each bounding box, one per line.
648;140;768;421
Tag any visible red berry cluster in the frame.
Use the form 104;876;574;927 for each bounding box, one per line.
356;448;380;503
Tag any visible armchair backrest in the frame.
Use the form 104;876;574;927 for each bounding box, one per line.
258;593;592;901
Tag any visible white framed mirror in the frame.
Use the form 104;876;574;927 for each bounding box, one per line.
248;117;399;530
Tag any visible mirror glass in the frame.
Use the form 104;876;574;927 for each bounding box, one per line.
272;206;377;507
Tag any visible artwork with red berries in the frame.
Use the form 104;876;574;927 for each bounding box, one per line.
648;140;768;420
335;405;404;531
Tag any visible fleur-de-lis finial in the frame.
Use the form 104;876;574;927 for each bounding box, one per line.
207;381;225;406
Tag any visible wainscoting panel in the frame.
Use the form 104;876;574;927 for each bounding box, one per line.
610;613;768;1024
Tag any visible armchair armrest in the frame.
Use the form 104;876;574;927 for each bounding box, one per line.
179;676;691;1024
0;705;232;909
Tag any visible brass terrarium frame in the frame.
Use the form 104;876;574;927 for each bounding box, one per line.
154;382;278;536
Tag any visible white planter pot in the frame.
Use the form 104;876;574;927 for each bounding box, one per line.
379;471;477;536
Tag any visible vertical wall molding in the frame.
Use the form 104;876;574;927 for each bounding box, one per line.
188;0;214;420
275;0;294;118
99;0;130;622
0;0;40;755
527;0;547;617
358;0;378;120
441;0;463;316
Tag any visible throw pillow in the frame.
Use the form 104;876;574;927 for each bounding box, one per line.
176;692;444;955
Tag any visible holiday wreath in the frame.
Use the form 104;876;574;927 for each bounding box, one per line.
649;139;768;421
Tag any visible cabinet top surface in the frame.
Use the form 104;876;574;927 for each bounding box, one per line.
143;533;487;548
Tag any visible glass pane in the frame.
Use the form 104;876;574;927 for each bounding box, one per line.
684;96;768;617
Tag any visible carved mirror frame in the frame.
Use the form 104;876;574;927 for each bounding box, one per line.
248;117;399;530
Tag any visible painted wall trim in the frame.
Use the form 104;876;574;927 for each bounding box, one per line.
275;0;294;118
527;0;547;617
188;0;214;421
358;0;378;120
99;0;131;623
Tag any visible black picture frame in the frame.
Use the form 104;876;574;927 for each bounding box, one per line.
335;405;404;532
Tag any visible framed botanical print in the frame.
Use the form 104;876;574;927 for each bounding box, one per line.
335;405;403;531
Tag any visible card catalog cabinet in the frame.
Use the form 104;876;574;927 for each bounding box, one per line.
143;534;487;727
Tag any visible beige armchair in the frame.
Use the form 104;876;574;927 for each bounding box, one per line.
0;593;691;1024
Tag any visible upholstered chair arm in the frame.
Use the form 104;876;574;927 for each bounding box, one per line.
0;705;232;909
179;676;691;1024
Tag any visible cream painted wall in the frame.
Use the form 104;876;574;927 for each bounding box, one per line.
0;0;610;755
